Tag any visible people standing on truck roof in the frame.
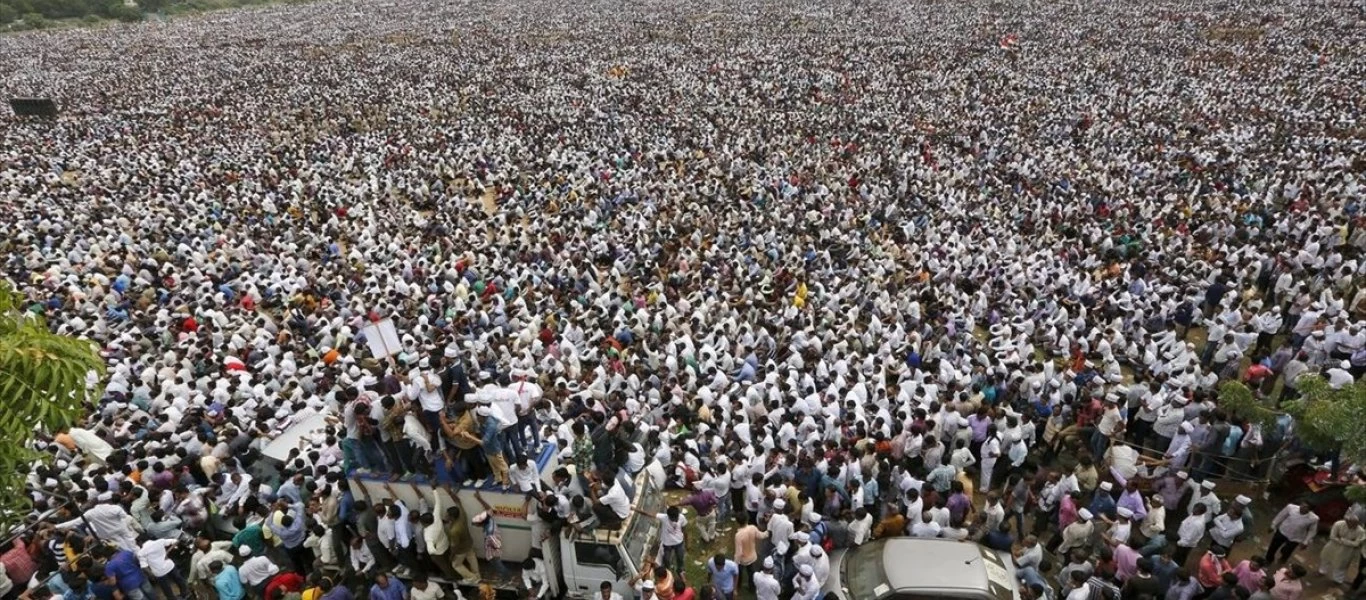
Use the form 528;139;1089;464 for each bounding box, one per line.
472;406;511;490
9;0;1366;597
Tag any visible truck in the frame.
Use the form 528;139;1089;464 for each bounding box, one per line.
349;442;666;600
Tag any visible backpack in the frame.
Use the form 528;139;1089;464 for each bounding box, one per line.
814;521;834;552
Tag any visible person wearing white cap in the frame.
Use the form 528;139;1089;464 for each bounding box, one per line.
1055;508;1095;557
753;557;781;600
1105;507;1135;546
791;563;820;600
1319;514;1364;584
1088;481;1117;519
1188;480;1221;524
1165;421;1194;471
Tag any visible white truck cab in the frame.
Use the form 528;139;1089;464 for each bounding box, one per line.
350;445;664;600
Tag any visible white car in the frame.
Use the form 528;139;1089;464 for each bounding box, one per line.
822;537;1022;600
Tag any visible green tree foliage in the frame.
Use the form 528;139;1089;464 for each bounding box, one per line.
1222;376;1366;502
1217;379;1280;430
0;282;105;529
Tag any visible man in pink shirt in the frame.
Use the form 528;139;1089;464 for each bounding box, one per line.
1232;557;1266;594
1270;565;1306;600
1111;543;1141;583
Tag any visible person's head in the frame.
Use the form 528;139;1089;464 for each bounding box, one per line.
1069;569;1087;587
373;574;389;588
666;506;680;521
1136;557;1152;575
713;554;727;568
1297;504;1312;515
1221;572;1238;587
412;575;428;590
1287;564;1306;579
599;581;613;598
1248;557;1263;571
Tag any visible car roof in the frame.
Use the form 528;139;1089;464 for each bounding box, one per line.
881;538;992;593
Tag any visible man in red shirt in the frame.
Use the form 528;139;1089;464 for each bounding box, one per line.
263;571;306;600
0;537;37;594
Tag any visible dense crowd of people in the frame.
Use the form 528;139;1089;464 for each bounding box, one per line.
2;0;1366;598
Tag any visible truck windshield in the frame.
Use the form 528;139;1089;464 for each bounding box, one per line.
844;539;891;600
621;475;663;574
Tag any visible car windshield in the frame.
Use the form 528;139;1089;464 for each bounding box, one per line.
976;547;1016;600
621;474;663;574
844;539;892;600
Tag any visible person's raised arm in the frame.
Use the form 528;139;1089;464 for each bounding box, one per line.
432;486;444;529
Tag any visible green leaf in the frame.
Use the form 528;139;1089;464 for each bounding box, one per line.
0;281;105;532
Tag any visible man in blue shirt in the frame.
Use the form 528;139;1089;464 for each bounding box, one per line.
100;547;149;600
369;573;407;600
211;562;245;600
706;554;740;600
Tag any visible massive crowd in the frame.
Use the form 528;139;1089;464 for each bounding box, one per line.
2;0;1366;598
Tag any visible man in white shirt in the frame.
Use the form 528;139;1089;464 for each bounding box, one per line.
509;456;540;493
595;477;632;524
848;508;873;546
410;362;446;442
639;506;688;575
909;512;941;538
1175;503;1208;565
767;502;794;557
1064;570;1093;600
521;557;550;599
753;557;782;600
238;548;280;587
1208;506;1245;554
56;500;139;551
138;537;185;600
1266;503;1320;564
412;574;456;600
